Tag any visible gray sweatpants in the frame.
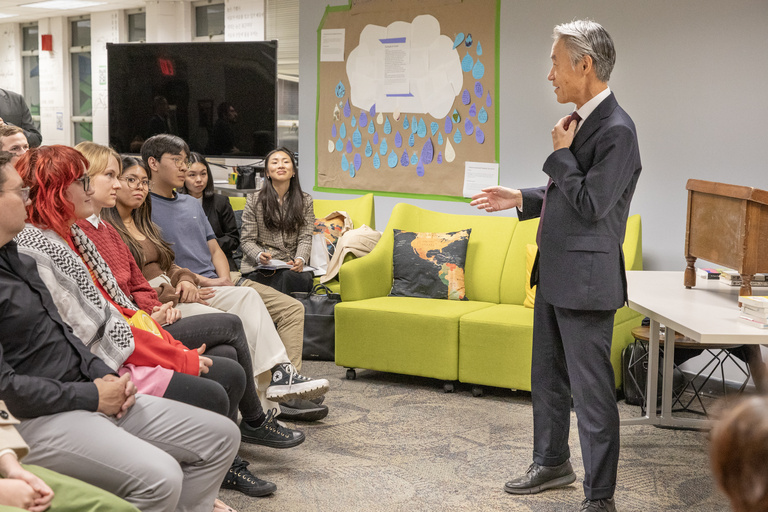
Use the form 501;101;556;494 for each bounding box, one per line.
16;393;239;512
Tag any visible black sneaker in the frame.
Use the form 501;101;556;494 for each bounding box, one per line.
580;497;617;511
278;398;329;422
310;395;325;406
240;409;305;448
266;363;330;402
221;456;277;497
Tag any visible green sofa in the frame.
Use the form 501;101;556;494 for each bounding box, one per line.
335;203;643;393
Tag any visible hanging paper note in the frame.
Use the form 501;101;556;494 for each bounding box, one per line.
408;133;415;147
373;153;381;169
475;82;483;99
395;132;403;148
464;119;474;135
359;111;368;127
437;151;443;164
365;140;373;157
380;138;388;155
445;140;456;162
421;138;434;164
478;107;488;124
475;127;485;144
444;117;453;134
377;112;384;125
469;104;477;117
438;132;444;145
351;115;356;128
452;109;461;124
452;32;464;49
336;138;343;152
417;119;427;138
486;92;492;107
388;150;398;168
344;99;351;117
353;154;362;172
373;132;379;144
384;117;392;134
353;128;362;148
472;60;485;80
453;128;463;144
462;89;471;105
416;160;425;177
346;140;352;153
400;150;409;167
335;81;345;98
328;140;334;153
430;122;438;136
368;121;375;134
341;154;349;172
410;154;418;166
465;34;473;47
340;123;347;139
463;161;499;198
462;52;473;73
477;42;483;56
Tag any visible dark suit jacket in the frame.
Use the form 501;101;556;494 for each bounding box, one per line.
203;193;240;271
0;89;42;147
520;92;641;311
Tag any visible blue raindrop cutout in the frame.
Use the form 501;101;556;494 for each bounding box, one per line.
475;82;483;98
346;140;352;153
395;132;403;148
462;89;471;105
430;122;439;136
373;132;379;144
410;154;418;166
486;92;493;108
331;124;337;138
403;116;409;130
359;111;368;127
421;138;434;164
462;52;473;73
465;34;473;47
335;139;343;152
400;151;409;167
417;119;427;138
453;128;463;144
340;123;347;139
472;60;485;80
353;128;362;148
373;153;381;169
388;150;398;168
437;152;443;164
476;127;486;144
444;117;453;134
452;109;461;124
452;32;464;49
369;104;376;117
477;42;483;56
365;140;372;157
416;160;425;177
353;154;362;172
469;103;477;117
411;116;417;134
383;117;392;134
478;107;488;124
408;133;415;147
343;99;351;117
464;119;474;135
350;115;356;128
367;121;375;134
335;81;345;98
341;154;349;172
438;132;444;145
380;138;388;155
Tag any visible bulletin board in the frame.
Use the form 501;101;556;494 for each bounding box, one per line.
315;0;499;201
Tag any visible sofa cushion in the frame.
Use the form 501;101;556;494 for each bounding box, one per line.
390;229;471;301
524;244;537;308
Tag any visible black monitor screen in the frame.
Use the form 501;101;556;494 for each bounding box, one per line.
107;41;277;159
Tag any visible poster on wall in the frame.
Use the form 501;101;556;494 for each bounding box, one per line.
315;0;499;201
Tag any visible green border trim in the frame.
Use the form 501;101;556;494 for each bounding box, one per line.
314;0;500;201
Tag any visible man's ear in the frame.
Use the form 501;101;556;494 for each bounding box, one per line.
147;156;159;172
581;55;594;75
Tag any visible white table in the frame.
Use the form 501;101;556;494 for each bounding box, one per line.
622;271;768;429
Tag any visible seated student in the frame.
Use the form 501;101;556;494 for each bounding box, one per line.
0;125;29;166
239;147;314;296
0;149;239;512
710;396;768;512
0;400;139;512
179;152;240;271
73;142;309;449
140;134;329;420
13;145;283;498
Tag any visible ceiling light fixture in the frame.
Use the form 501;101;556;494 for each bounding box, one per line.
22;0;105;9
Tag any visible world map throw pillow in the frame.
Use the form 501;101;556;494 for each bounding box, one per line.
390;229;472;300
314;214;347;256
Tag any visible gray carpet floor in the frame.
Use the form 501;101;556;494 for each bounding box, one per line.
220;360;731;512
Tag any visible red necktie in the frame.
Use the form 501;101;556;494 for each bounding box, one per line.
536;112;581;245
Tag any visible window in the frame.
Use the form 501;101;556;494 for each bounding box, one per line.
20;24;40;127
70;16;92;143
194;2;225;40
266;0;299;152
127;9;146;43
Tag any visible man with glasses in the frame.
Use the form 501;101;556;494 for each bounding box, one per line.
0;125;30;165
0;88;41;148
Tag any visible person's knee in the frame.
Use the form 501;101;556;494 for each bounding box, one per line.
124;450;183;510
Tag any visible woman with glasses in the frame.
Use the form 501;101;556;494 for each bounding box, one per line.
178;152;240;271
12;144;279;504
240;147;315;295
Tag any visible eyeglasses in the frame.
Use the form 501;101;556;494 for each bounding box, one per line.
75;174;90;192
0;186;30;202
120;176;151;190
163;156;191;169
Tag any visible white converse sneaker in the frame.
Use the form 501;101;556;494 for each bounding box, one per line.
266;363;330;402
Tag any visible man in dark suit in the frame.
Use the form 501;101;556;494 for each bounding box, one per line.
471;20;641;512
0;88;42;148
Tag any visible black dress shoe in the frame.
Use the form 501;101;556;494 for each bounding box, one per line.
504;461;576;495
580;497;616;511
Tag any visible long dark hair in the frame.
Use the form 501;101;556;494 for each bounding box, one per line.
178;151;214;200
258;147;305;234
101;155;176;272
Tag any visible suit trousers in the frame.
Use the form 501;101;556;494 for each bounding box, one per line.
531;291;619;500
16;394;239;512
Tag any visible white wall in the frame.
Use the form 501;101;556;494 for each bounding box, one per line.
299;0;768;271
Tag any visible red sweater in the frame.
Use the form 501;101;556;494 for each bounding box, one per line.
77;218;163;312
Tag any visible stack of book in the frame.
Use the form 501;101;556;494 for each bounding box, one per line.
719;270;768;287
739;296;768;328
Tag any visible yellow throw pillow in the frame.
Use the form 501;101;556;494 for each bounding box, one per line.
524;244;537;308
